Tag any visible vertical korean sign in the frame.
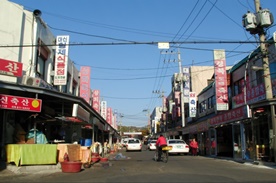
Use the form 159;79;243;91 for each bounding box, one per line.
106;107;112;125
213;49;228;111
189;92;197;118
0;58;23;77
182;67;190;103
92;90;100;113
80;66;91;104
100;101;107;120
54;35;69;85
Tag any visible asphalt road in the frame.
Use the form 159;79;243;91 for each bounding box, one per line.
1;145;276;182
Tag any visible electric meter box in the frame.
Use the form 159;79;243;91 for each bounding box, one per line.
242;12;257;31
256;9;274;28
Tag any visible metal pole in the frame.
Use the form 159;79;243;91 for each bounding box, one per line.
178;48;185;127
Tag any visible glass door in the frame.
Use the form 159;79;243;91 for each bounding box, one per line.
209;128;217;156
233;123;243;159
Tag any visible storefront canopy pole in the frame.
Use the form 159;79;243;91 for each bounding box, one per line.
33;118;37;144
62;101;64;116
92;117;95;144
34;93;38;144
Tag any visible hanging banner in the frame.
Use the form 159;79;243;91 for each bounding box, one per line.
106;107;112;125
213;49;228;111
92;90;100;113
183;67;190;103
80;66;91;104
189;92;197;118
54;35;69;85
100;101;107;120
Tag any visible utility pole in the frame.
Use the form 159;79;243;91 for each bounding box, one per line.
152;90;166;132
243;0;275;162
178;48;185;128
254;0;273;99
254;0;275;163
160;48;185;127
142;109;151;135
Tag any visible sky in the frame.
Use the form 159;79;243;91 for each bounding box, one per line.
9;0;276;127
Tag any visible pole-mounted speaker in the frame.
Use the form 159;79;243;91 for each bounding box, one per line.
33;9;42;17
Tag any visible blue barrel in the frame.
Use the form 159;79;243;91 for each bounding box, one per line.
79;139;85;146
84;139;92;146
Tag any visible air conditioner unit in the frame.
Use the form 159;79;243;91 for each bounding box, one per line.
22;75;41;87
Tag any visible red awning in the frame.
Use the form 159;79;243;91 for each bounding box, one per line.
65;117;83;123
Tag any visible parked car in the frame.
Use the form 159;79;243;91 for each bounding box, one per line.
125;138;142;151
121;138;133;147
167;139;189;155
147;140;157;151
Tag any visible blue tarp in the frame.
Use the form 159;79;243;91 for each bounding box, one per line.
27;129;48;144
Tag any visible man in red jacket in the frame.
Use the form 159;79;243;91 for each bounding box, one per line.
155;134;167;161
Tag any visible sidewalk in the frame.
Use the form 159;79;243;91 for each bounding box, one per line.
0;150;126;175
213;156;276;169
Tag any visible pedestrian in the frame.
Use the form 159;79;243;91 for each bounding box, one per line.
190;138;199;156
155;134;167;161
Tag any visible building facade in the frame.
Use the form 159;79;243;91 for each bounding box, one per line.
0;0;118;167
151;32;276;162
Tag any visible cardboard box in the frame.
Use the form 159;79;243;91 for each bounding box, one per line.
57;144;81;162
26;138;35;144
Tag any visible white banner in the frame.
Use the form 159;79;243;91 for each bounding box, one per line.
189;92;197;118
183;67;190;103
54;35;69;85
100;101;107;120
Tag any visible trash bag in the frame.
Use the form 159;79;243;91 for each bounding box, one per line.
114;153;126;160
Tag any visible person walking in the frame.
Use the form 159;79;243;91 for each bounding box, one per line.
155;134;167;161
190;138;199;156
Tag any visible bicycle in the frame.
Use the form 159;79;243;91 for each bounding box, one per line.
154;146;172;163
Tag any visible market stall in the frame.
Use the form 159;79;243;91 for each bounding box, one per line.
6;144;57;166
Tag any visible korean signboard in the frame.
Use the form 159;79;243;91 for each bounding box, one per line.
54;35;69;85
189;92;197;118
106;107;112;125
100;101;107;120
79;66;91;104
209;106;249;126
213;50;228;111
183;67;190;103
0;94;42;112
0;58;23;77
92;90;100;113
232;83;266;107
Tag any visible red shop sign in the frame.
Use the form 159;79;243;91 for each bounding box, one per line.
0;94;42;112
0;58;23;77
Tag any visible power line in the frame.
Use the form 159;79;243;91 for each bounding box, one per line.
1;40;272;48
90;74;172;81
101;96;157;100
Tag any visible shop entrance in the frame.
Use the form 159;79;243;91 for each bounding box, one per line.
233;123;243;159
209;128;217;156
216;125;233;157
252;107;270;161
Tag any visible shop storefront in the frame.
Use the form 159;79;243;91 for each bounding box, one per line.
0;81;118;167
251;104;276;162
206;106;251;159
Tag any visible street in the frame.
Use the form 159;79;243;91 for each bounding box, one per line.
1;145;276;182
